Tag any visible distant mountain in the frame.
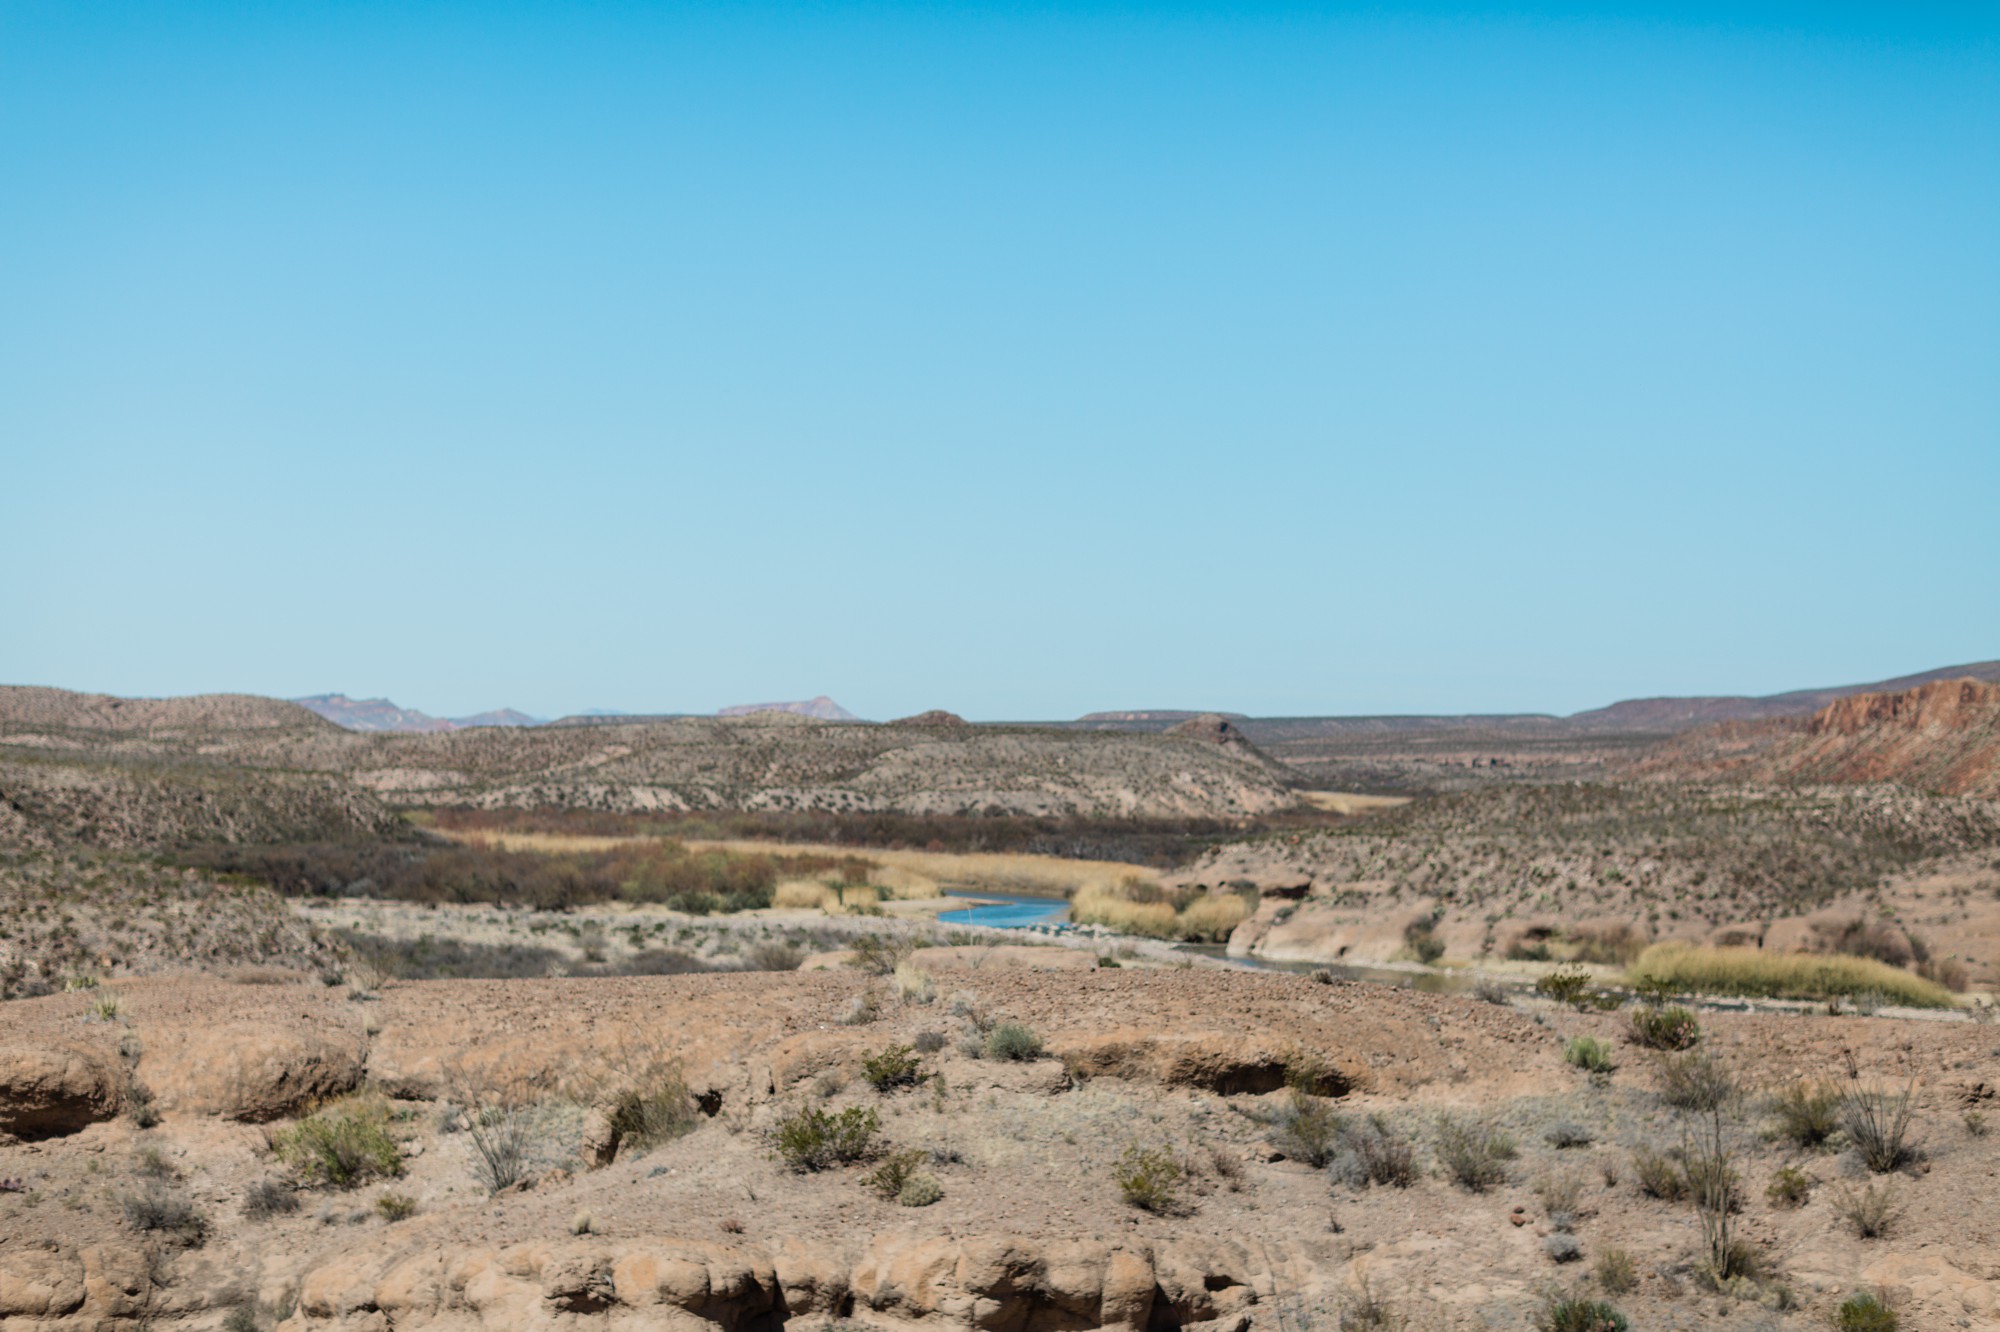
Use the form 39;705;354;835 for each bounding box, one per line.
716;696;860;722
292;694;543;733
1078;709;1249;724
1568;660;2000;729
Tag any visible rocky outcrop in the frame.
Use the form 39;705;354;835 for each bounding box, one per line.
282;1234;1268;1332
0;1044;122;1139
143;1023;365;1121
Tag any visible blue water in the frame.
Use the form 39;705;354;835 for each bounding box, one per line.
937;891;1069;929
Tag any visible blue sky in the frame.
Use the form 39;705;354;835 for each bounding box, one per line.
4;3;1995;720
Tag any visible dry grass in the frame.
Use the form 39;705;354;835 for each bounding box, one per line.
1297;791;1413;815
690;839;1143;898
1070;879;1251;942
1626;943;1956;1008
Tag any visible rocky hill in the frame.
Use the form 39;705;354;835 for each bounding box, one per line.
293;695;543;733
1;687;1302;823
717;696;860;722
1567;659;2000;729
1627;678;2000;800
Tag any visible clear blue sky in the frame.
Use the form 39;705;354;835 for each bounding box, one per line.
4;3;1995;721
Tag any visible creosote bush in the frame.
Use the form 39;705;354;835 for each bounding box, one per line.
1535;1294;1629;1332
984;1021;1043;1062
1655;1051;1734;1113
1835;1291;1898;1331
1632;1147;1688;1202
375;1190;417;1221
1833;1180;1901;1238
271;1097;402;1189
866;1148;929;1200
862;1044;924;1092
1114;1144;1185;1214
1765;1164;1811;1208
774;1106;881;1172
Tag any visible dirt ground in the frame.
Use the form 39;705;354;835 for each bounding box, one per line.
2;962;1997;1330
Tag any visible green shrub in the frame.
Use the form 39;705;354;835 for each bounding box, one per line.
773;1106;881;1172
375;1190;418;1221
862;1044;924;1092
1565;1036;1615;1073
1114;1145;1184;1214
1535;1294;1629;1332
1835;1291;1898;1331
984;1022;1043;1062
1770;1081;1839;1149
1627;1005;1700;1051
866;1148;928;1200
271;1099;403;1189
1536;968;1597;1009
1435;1114;1513;1192
1766;1165;1811;1208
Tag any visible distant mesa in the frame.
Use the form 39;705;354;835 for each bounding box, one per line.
892;709;969;727
1569;660;2000;728
1078;709;1249;723
716;696;860;722
293;694;543;733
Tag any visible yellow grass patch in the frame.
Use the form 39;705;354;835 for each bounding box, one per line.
1070;880;1251;943
773;880;837;910
681;840;1138;899
1627;942;1956;1008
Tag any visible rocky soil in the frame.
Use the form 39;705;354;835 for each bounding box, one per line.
2;965;1997;1330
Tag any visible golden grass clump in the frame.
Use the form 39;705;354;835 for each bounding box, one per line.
1627;943;1955;1009
1070;878;1250;942
773;881;836;910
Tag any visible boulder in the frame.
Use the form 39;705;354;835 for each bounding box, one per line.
0;1045;122;1139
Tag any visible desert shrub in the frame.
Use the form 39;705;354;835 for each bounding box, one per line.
984;1021;1043;1062
1114;1144;1184;1214
1966;1109;1990;1138
1403;917;1446;965
271;1098;402;1189
1632;1147;1688;1201
893;961;936;1005
1474;976;1511;1005
242;1177;298;1219
1544;1233;1583;1263
1435;1115;1513;1192
745;941;805;971
1546;1121;1593;1149
1656;1051;1735;1112
866;1148;928;1200
1627;1005;1700;1051
1835;1292;1898;1331
1536;968;1597;1009
912;1030;947;1054
1770;1081;1840;1149
1685;1109;1753;1288
1833;1180;1901;1238
1916;956;1969;992
1625;943;1953;1008
1840;1082;1920;1173
1594;1247;1637;1294
1341;1115;1419;1188
1271;1090;1343;1168
461;1098;539;1194
849;934;917;976
375;1190;417;1221
1536;1169;1584;1227
774;1106;880;1171
223;1306;259;1332
120;1182;206;1244
1766;1164;1811;1208
862;1044;924;1092
897;1172;943;1207
1535;1295;1628;1332
1565;1036;1615;1073
607;1067;698;1152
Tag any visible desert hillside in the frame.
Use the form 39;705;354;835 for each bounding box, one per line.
1627;678;2000;800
